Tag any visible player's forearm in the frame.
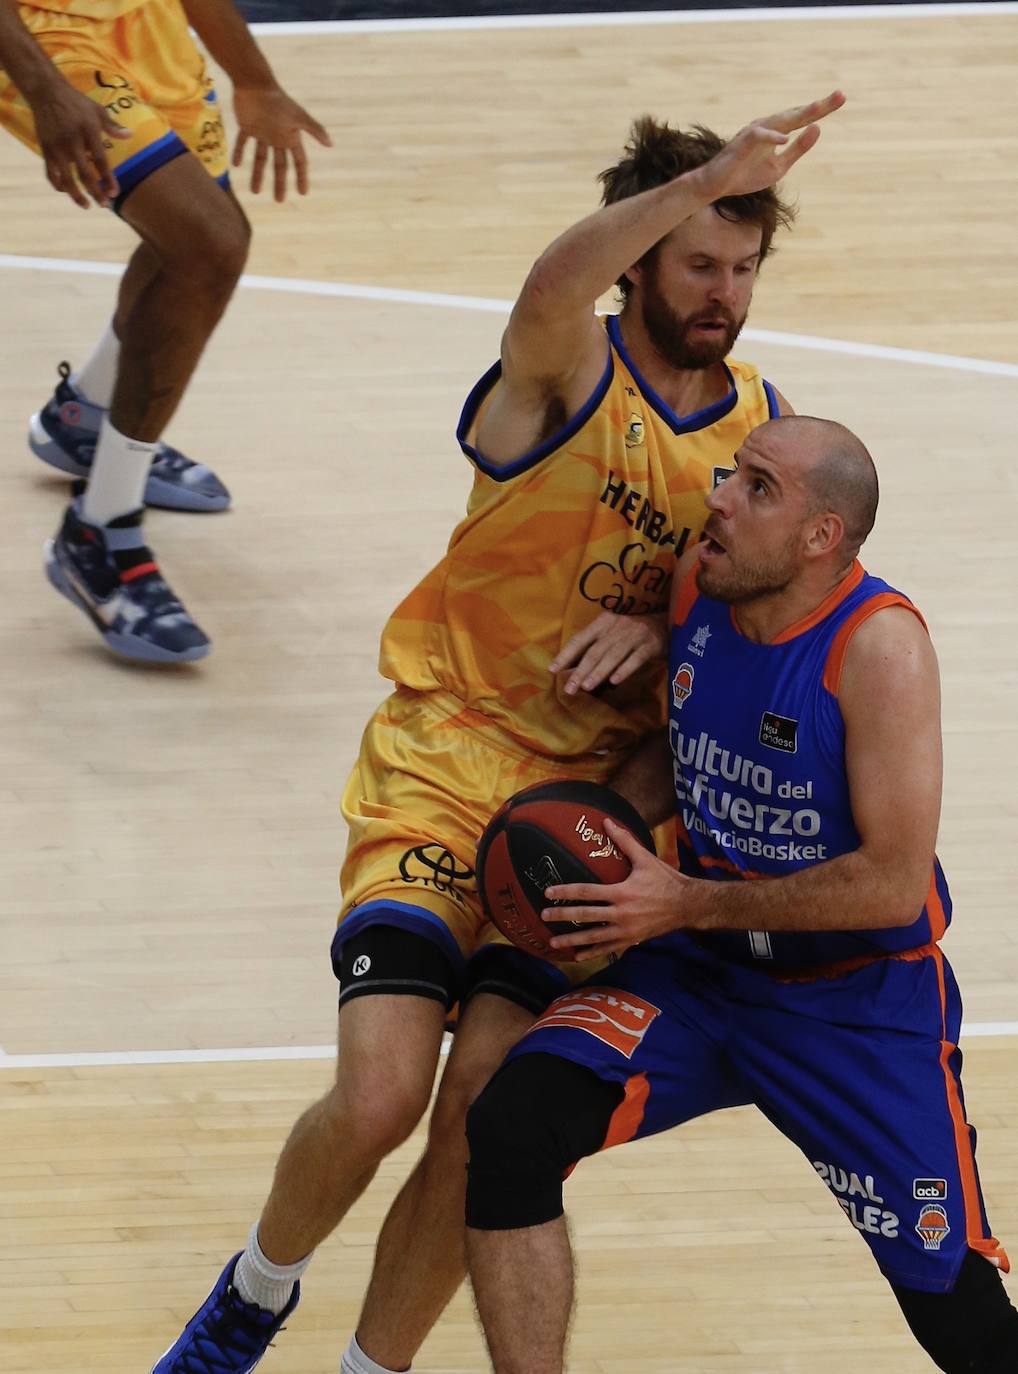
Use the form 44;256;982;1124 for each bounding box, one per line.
684;847;930;933
180;0;275;89
611;729;675;829
0;0;65;102
523;173;713;320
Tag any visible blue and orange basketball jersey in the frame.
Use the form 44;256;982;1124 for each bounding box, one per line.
667;560;951;968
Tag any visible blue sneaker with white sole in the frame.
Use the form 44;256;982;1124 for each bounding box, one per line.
30;362;231;513
45;498;211;663
151;1254;299;1374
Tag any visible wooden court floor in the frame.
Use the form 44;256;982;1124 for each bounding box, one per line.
1;7;1017;1371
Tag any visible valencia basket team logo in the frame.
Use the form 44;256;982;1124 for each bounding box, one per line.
672;661;694;709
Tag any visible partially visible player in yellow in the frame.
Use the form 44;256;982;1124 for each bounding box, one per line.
146;93;845;1374
0;0;329;662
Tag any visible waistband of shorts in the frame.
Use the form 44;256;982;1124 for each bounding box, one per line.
687;933;941;983
391;686;628;777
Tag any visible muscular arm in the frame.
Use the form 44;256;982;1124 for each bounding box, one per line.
0;0;55;100
179;0;275;88
688;607;941;933
477;93;840;467
546;605;943;957
180;0;330;199
607;543;702;822
610;729;675;829
0;0;128;205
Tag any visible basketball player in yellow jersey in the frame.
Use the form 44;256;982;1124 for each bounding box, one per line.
149;92;845;1374
0;0;329;661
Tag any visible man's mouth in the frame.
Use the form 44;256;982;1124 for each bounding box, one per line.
700;523;728;560
691;314;731;334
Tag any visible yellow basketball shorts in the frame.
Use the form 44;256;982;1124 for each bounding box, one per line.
335;686;676;993
0;0;228;206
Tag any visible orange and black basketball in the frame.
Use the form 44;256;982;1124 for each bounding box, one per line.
475;779;654;962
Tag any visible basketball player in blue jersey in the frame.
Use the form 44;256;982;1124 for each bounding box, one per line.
464;415;1018;1374
147;96;846;1374
0;0;329;661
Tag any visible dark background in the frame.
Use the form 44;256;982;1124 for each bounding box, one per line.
237;0;954;23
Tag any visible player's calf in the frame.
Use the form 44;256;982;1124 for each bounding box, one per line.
892;1250;1018;1372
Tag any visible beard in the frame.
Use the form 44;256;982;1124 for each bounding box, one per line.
639;280;746;372
695;524;800;605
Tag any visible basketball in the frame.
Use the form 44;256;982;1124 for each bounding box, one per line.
476;779;655;962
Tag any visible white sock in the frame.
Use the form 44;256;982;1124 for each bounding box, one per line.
71;320;120;408
340;1334;409;1374
233;1223;313;1316
81;415;156;526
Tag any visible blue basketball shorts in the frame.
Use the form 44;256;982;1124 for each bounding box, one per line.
506;932;1009;1292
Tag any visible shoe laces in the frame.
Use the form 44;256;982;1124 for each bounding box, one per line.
173;1285;283;1374
153;447;194;475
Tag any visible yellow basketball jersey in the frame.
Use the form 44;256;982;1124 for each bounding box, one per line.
379;314;776;759
18;0;152;22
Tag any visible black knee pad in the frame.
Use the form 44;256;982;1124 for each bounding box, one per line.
465;1053;623;1231
892;1249;1018;1372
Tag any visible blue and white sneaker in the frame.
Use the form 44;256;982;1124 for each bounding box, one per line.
45;499;211;663
152;1254;299;1374
29;362;231;513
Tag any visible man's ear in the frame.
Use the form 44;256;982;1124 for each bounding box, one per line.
805;511;846;559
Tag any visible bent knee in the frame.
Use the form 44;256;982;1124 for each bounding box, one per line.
322;1074;433;1162
465;1054;622;1231
186;208;251;289
145;199;250;290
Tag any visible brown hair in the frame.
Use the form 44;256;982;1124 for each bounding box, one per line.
599;116;797;297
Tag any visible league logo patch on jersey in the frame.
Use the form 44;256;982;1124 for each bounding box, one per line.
759;711;798;753
687;625;711;658
624;413;645;448
672;662;695;710
915;1205;951;1251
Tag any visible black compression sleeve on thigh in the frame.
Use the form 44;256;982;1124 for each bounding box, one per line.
892;1250;1018;1372
460;943;567;1016
465;1053;624;1231
336;925;458;1010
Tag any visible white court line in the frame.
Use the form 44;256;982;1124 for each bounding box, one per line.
0;1026;1014;1069
247;3;1018;36
0;1041;452;1069
2;253;1017;378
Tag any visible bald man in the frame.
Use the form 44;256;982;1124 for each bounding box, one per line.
464;417;1018;1374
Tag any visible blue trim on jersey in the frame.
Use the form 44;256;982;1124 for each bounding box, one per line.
456;347;614;482
333;899;465;973
604;314;738;434
763;378;779;418
113;133;188;208
216;171;231;192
